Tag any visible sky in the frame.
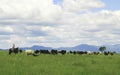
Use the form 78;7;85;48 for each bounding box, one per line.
0;0;120;48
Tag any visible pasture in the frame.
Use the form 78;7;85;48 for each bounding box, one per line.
0;50;120;75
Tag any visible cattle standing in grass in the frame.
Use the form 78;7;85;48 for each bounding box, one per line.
77;51;84;55
25;50;39;56
94;52;102;55
51;49;58;55
110;52;114;56
87;51;93;55
104;51;109;55
40;50;50;54
19;49;23;53
34;50;40;54
59;50;66;55
73;51;77;55
76;51;87;55
104;51;114;56
25;50;34;55
69;51;73;54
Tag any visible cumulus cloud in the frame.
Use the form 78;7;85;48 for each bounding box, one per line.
0;26;14;35
62;0;105;12
0;0;62;23
0;0;120;48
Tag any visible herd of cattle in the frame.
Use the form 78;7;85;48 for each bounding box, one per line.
8;47;115;56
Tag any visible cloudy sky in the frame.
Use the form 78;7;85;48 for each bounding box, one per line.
0;0;120;48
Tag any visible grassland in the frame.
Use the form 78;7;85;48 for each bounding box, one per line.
0;50;120;75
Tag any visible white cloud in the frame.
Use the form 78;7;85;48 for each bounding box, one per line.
0;0;120;48
0;26;14;35
0;0;62;22
62;0;105;12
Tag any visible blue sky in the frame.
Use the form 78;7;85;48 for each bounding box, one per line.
102;0;120;10
54;0;120;10
53;0;120;14
0;0;120;48
54;0;63;4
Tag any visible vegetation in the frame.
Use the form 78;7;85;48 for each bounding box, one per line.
0;50;120;75
99;46;106;53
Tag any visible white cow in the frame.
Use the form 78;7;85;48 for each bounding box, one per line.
87;51;93;55
25;50;34;55
98;51;102;55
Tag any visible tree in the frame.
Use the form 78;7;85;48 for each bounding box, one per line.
99;46;106;53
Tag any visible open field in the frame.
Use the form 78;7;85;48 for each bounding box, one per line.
0;50;120;75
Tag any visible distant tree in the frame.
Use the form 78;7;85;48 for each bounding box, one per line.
113;51;116;54
99;46;106;53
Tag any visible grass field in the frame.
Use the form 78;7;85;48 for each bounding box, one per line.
0;50;120;75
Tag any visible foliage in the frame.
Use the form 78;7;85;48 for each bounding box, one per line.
99;46;106;52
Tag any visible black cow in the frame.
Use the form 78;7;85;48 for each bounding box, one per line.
69;51;73;54
73;51;77;55
104;51;114;56
76;51;87;55
19;49;23;53
51;49;58;55
34;50;40;54
104;51;109;55
59;50;66;55
93;52;101;55
109;52;114;56
40;50;50;54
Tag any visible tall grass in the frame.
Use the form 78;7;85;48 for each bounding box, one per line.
0;51;120;75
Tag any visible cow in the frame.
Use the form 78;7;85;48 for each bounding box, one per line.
25;50;39;56
93;52;102;55
59;50;66;55
34;50;40;54
69;51;73;54
109;52;115;56
104;51;114;56
77;51;84;55
19;49;23;53
104;51;109;55
51;49;58;55
25;50;34;55
73;51;77;55
87;51;93;55
40;50;50;54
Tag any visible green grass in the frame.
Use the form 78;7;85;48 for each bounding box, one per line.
0;50;120;75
